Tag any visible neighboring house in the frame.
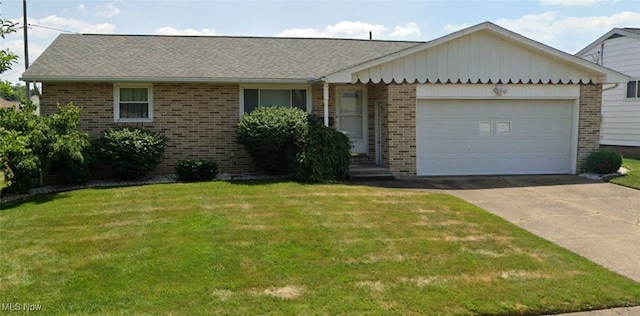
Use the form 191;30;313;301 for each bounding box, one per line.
577;28;640;157
0;98;19;108
21;22;626;180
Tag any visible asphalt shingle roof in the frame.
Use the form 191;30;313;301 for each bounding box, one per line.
622;28;640;36
22;34;423;82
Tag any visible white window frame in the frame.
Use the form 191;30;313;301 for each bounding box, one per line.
113;83;154;123
239;84;312;116
479;121;492;135
496;121;512;134
625;79;640;100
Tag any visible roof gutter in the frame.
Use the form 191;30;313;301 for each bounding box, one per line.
18;76;315;84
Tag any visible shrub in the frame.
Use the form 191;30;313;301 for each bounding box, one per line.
586;151;622;174
0;102;90;193
293;115;351;182
98;127;167;180
236;106;308;175
175;160;218;182
0;128;38;193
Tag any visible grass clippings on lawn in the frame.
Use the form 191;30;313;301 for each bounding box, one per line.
2;181;640;315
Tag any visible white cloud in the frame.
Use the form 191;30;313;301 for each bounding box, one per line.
96;1;121;18
277;28;325;38
155;27;218;36
539;0;610;6
494;11;640;42
278;21;387;39
391;22;422;38
3;15;116;83
78;4;86;14
33;15;116;35
444;11;640;52
443;23;472;33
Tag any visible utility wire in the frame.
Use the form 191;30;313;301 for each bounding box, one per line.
28;24;77;34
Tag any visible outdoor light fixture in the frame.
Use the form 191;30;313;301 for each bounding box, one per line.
493;85;508;96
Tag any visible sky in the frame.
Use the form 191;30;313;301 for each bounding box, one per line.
1;0;639;84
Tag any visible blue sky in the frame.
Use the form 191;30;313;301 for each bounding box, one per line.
1;0;639;83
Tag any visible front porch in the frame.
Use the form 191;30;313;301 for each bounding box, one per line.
348;164;394;181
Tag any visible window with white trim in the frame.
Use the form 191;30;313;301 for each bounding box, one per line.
114;83;153;122
627;79;640;99
240;86;309;114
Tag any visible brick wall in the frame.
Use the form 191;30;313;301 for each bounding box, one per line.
386;83;416;177
41;82;256;181
577;83;603;172
600;145;640;159
43;81;600;182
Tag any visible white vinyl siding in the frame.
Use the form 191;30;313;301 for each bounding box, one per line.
113;83;153;122
351;30;601;85
580;36;640;146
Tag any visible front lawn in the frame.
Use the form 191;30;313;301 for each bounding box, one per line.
2;181;640;315
610;158;640;189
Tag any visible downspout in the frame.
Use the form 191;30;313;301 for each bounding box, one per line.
323;81;329;127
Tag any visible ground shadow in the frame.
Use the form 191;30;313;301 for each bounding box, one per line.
349;175;603;191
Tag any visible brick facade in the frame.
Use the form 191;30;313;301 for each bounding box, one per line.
577;84;603;172
40;81;602;182
41;82;255;181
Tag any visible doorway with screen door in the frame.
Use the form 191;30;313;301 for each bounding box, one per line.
336;87;368;154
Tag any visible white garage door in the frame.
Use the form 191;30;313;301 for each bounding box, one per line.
417;99;574;176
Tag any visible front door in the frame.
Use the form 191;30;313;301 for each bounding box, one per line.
337;87;368;154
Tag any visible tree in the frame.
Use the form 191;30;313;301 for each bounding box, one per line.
0;80;30;101
0;102;91;193
0;20;90;194
0;18;19;193
0;19;18;74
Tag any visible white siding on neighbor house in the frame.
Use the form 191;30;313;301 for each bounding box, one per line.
579;36;640;147
354;30;601;85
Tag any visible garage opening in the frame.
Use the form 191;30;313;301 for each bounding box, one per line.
416;99;575;176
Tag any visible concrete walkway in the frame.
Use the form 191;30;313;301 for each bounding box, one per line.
360;175;640;315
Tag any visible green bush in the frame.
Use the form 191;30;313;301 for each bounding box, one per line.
0;102;90;193
236;107;351;182
293;115;351;182
98;127;167;180
175;160;218;182
0;128;38;193
586;151;622;174
236;106;308;175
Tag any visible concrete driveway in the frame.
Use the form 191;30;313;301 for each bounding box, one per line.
407;175;640;283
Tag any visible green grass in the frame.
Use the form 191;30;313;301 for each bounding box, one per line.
0;171;6;192
610;158;640;189
2;181;640;315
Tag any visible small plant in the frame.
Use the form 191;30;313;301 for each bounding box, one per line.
98;127;167;180
586;151;622;174
175;160;218;182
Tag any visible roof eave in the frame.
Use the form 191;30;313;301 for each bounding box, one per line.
19;76;316;84
576;28;640;57
326;22;629;84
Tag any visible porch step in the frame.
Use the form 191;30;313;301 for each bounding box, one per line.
349;164;394;181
